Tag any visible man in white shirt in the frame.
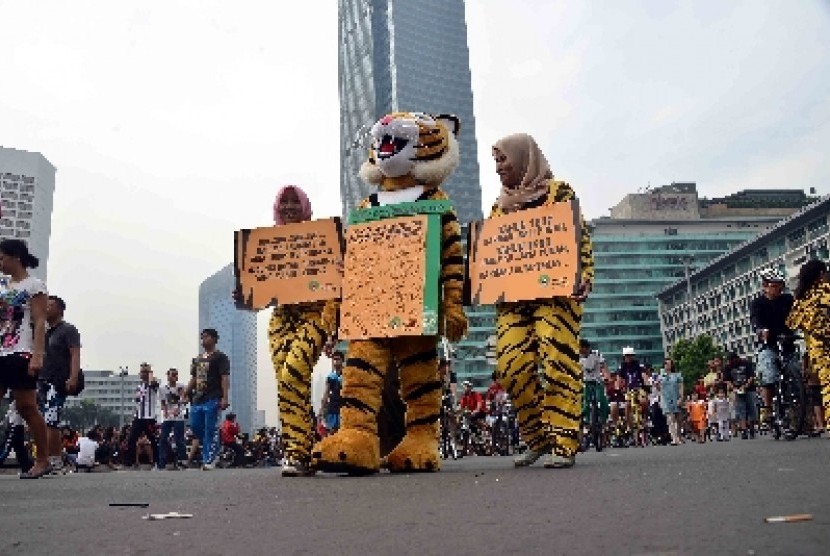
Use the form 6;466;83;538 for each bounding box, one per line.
76;429;99;471
158;368;187;470
125;363;159;468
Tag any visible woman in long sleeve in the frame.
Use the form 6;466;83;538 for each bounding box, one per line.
489;133;593;469
786;259;830;431
260;186;338;476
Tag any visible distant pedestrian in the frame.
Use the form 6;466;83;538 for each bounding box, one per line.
158;368;187;470
185;328;230;470
659;358;684;445
320;351;344;435
76;429;99;472
39;295;82;474
125;363;159;468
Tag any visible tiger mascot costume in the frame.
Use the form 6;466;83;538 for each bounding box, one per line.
267;185;338;477
312;112;468;474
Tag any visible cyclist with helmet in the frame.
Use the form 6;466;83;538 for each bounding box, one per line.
750;268;795;423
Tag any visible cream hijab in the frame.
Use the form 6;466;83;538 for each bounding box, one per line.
494;133;552;212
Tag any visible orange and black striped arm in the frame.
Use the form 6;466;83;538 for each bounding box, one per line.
423;188;465;307
552;181;594;285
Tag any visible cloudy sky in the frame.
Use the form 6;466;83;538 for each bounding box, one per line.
1;1;828;425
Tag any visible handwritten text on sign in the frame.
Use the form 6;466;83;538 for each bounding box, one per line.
234;218;343;309
339;215;435;340
468;201;581;304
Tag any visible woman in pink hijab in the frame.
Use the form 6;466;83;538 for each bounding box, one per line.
252;185;337;476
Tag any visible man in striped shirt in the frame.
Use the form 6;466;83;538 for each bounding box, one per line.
125;363;160;468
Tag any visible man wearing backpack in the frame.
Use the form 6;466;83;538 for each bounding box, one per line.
39;295;82;474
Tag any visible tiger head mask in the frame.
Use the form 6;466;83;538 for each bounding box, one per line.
359;112;460;192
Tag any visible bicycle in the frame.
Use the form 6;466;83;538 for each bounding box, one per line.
439;394;459;460
581;380;605;452
624;388;646;447
490;401;512;456
760;335;806;440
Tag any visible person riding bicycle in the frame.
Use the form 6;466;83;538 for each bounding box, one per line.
618;346;648;446
580;340;610;428
459;381;487;433
485;372;508;416
606;368;625;431
750;269;795;424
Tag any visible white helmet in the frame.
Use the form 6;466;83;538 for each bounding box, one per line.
760;268;785;283
622;346;636;356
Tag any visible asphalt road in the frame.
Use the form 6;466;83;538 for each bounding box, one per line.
1;435;828;556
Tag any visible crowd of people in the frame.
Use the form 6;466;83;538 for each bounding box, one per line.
3;115;830;479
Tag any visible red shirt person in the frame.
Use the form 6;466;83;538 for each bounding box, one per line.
219;414;240;446
459;381;486;420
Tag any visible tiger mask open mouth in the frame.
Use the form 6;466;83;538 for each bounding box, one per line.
360;112;460;189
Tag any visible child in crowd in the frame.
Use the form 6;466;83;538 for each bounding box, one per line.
709;388;731;441
687;391;707;443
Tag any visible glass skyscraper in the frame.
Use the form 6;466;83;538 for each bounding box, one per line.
198;263;258;434
338;0;482;225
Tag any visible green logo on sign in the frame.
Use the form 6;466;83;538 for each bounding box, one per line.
389;316;402;329
309;280;320;291
538;275;550;286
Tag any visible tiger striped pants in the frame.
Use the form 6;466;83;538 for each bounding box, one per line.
806;338;830;428
496;298;583;457
269;306;327;463
340;336;440;441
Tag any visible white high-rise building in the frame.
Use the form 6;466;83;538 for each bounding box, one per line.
0;146;56;282
198;263;258;434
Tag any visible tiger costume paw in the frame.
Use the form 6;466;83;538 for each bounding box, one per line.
385;431;441;473
311;428;380;475
443;303;468;343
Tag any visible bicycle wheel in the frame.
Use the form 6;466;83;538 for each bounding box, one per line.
784;373;806;440
0;420;10;465
772;387;783;440
592;401;604;452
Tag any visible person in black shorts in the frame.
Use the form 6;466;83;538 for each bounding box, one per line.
0;239;50;479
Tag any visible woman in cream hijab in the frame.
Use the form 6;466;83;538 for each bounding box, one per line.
490;133;593;469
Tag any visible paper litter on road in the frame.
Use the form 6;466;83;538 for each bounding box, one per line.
764;514;812;523
143;512;194;521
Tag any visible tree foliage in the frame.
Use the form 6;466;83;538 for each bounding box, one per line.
670;335;724;390
62;399;120;431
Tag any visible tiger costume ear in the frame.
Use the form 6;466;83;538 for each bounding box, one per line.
435;114;460;137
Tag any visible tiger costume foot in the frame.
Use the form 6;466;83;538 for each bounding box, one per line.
311;428;380;475
385;431;441;473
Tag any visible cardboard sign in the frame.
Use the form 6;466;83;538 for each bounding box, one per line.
234;218;344;310
339;213;442;340
465;201;581;305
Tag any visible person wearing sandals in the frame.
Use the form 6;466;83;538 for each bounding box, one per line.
0;239;51;479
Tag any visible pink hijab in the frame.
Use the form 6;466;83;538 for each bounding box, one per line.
273;185;313;225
